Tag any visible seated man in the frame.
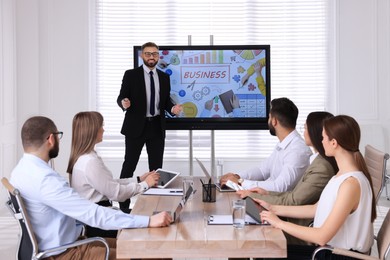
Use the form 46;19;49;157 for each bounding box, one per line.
10;116;172;260
220;97;312;192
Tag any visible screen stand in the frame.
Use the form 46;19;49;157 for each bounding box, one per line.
187;35;217;179
211;130;216;177
209;35;217;178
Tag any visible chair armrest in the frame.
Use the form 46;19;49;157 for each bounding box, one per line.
35;237;110;260
312;246;377;260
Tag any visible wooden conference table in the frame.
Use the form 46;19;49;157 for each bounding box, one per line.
117;177;286;259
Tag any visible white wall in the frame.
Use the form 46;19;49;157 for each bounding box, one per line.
1;0;390;206
0;0;18;206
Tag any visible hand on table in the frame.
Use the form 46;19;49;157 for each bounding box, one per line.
149;211;172;227
219;173;239;186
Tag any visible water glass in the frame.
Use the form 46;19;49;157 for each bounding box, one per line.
232;199;246;229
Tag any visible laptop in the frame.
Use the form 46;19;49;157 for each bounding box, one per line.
243;196;269;225
154;184;194;223
156;169;181;188
195;158;235;192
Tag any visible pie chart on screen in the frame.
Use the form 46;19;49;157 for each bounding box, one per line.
233;50;263;60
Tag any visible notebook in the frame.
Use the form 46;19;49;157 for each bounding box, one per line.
219;90;234;114
195;158;235;192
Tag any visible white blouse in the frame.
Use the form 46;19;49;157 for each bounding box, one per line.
314;171;374;252
71;151;148;203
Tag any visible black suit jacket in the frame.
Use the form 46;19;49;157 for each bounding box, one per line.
117;66;174;138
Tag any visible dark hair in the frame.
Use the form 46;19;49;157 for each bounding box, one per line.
306;112;338;172
141;42;159;51
270;97;298;129
21;116;57;149
323;115;376;222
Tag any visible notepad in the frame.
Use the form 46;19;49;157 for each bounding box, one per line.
143;188;183;196
207;214;260;225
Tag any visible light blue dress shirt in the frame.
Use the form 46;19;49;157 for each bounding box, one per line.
10;153;149;256
239;130;312;191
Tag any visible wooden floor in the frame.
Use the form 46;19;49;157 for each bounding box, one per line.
0;195;389;260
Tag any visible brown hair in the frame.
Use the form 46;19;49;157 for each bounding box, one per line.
141;42;159;51
323;115;376;222
67;111;103;174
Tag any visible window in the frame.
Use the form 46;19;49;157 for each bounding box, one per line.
94;0;334;160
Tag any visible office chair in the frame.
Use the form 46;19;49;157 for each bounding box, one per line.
385;173;390;200
1;177;110;260
364;145;389;203
311;209;390;260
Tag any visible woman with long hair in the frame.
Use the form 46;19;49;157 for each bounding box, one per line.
258;115;376;259
237;111;338;245
67;111;159;237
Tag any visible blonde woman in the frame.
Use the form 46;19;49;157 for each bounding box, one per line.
67;111;160;237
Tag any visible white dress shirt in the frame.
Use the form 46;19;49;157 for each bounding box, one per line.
239;130;312;191
71;151;148;203
10;153;149;256
143;64;160;117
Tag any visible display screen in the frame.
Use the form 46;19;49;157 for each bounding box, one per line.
134;45;271;130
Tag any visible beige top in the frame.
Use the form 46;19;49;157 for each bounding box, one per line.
71;151;148;203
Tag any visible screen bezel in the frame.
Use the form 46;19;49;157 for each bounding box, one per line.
133;45;271;130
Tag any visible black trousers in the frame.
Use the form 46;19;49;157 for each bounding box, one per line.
119;117;165;211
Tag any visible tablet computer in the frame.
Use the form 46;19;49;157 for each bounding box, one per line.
244;196;269;225
156;169;181;188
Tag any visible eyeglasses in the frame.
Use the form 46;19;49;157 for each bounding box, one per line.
47;131;63;140
143;52;159;58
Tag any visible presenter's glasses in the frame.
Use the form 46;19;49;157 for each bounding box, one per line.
144;52;159;57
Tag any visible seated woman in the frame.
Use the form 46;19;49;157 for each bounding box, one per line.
258;115;376;259
237;111;338;245
67;111;160;238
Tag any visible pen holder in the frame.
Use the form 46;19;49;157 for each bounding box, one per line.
202;183;216;203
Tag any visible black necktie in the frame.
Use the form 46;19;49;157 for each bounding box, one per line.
149;71;155;116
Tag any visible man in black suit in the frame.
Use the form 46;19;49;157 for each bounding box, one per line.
117;42;182;211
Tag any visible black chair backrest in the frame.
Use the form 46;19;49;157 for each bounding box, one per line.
2;177;37;260
9;190;34;260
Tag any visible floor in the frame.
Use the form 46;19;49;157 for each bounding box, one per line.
0;196;389;260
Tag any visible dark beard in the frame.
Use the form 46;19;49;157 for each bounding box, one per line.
143;58;158;68
48;138;59;159
268;122;276;136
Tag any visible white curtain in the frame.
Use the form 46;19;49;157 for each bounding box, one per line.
93;0;334;160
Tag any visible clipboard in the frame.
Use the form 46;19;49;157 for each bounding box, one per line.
207;214;261;225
